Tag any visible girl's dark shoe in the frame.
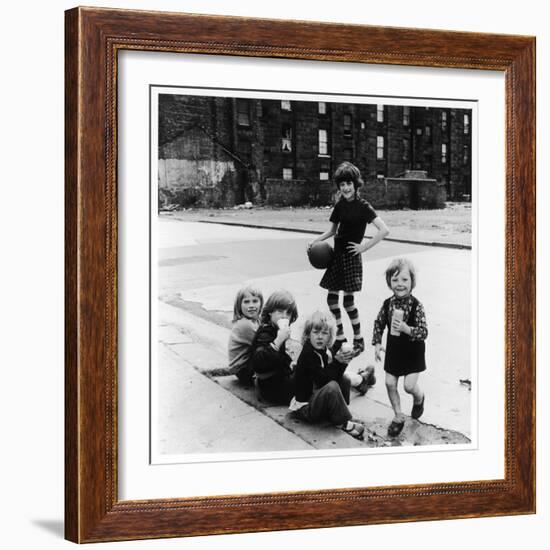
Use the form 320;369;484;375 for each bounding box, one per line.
352;337;365;357
411;395;425;420
387;418;405;437
356;365;376;395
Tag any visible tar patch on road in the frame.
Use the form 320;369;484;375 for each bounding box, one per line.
159;254;226;267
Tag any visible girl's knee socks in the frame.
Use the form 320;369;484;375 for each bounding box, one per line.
327;292;345;340
343;293;361;339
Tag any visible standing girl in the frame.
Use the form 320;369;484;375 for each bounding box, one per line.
309;162;389;357
372;258;428;437
228;285;264;386
290;311;366;439
249;290;298;405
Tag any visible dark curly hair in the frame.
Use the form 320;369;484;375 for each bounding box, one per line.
260;290;298;324
333;161;364;190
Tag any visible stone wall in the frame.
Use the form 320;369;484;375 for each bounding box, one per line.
364;176;446;210
264;179;334;206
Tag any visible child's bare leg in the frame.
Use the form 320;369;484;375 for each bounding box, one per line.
404;373;425;419
385;373;403;420
403;373;423;404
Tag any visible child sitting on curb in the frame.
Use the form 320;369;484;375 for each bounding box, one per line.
250;290;298;405
228;285;264;386
290;311;368;439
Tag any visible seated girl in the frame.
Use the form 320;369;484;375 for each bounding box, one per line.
228;285;264;386
249;290;298;405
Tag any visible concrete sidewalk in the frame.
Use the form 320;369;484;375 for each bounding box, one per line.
155;300;470;458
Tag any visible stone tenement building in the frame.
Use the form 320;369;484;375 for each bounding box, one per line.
158;94;472;209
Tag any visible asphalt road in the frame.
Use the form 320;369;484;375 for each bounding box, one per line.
157;219;473;438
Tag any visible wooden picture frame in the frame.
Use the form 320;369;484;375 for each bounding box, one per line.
65;6;536;543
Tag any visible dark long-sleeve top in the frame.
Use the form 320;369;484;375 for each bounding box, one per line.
250;323;292;380
371;294;428;345
293;342;347;403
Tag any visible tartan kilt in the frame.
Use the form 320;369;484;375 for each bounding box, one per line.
319;250;363;292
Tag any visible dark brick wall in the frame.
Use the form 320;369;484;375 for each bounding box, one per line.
362;177;446;210
158;94;471;208
264;179;333;206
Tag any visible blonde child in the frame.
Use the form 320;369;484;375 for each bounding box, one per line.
228;286;264;386
249;290;298;405
309;162;389;357
372;258;428;437
290;311;368;439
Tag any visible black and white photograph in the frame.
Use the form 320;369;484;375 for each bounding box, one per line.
151;88;475;463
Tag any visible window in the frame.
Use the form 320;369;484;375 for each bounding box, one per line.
283;168;293;180
377;135;384;159
402;138;410;161
318;102;326;114
320;171;330;181
425;125;432;138
360;121;366;130
282;126;292;152
441;143;447;164
343;148;353;161
236;99;250;126
416;127;423;135
377;171;385;179
319;129;328;155
281;100;291;111
441;111;448;130
403;106;410;126
464;114;470;134
343;114;352;137
377;104;384;123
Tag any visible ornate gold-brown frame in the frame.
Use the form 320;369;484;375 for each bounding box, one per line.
65;7;536;542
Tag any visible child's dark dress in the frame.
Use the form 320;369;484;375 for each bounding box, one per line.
320;197;377;292
372;295;428;377
250;323;294;405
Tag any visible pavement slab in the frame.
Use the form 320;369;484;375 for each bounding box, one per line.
156;345;313;456
158;324;194;345
216;376;367;449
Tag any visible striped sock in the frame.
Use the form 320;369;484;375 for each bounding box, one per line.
327;291;344;339
343;293;361;339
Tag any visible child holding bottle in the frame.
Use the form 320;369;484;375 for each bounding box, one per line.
249;290;298;405
372;258;428;437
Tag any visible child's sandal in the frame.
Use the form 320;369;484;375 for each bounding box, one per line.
342;421;365;440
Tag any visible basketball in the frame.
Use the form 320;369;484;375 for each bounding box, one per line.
308;242;334;269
